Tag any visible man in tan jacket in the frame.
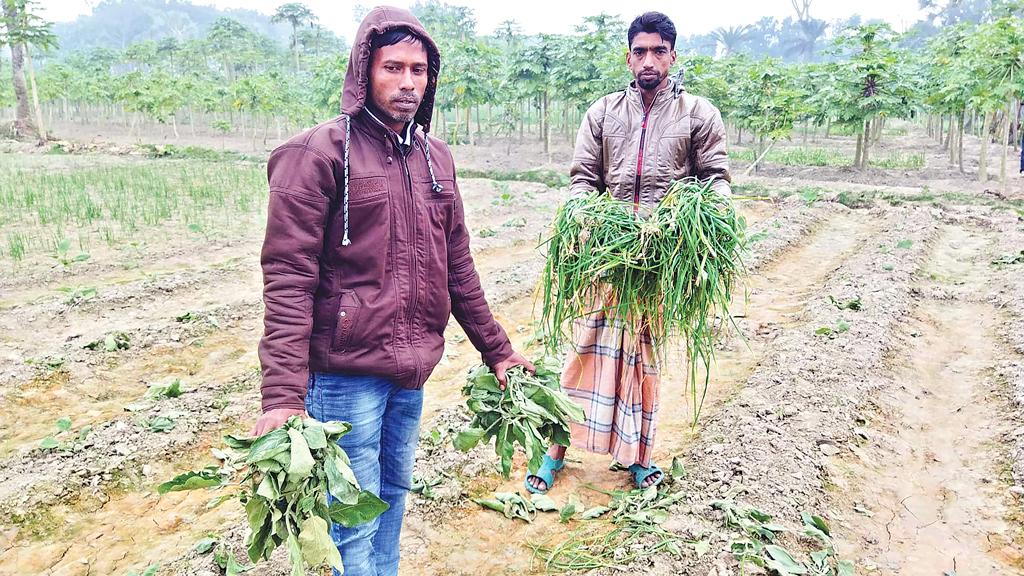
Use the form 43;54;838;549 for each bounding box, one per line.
526;11;731;494
570;12;732;202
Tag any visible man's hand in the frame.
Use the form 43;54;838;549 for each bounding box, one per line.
491;351;536;390
251;407;307;436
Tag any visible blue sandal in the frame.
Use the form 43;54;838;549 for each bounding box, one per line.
628;463;664;489
524;454;565;494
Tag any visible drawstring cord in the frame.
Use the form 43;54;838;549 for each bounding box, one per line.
422;133;443;194
341;114;352;246
340;115;444;248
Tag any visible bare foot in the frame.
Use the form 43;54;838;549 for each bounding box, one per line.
639;469;662;488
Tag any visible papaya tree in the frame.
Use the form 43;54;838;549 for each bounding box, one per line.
731;58;804;174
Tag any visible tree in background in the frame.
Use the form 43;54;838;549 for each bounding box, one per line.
731;58;804;173
271;3;316;74
1;0;55;141
963;15;1024;184
712;25;752;58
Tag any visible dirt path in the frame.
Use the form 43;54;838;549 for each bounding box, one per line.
832;223;1024;574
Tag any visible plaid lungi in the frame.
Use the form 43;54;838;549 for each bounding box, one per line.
560;292;661;468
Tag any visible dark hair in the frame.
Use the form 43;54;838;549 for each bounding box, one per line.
371;26;424;50
627;12;676;49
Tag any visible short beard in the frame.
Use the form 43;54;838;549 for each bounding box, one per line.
369;95;419;126
390;109;416;123
636;72;662;90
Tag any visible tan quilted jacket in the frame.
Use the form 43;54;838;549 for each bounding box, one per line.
570;79;732;204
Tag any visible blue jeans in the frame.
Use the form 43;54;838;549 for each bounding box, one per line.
305;372;424;576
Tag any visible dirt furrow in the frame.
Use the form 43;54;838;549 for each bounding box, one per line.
601;206;940;575
830;220;1024;574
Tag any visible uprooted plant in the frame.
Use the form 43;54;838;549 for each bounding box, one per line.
713;499;855;576
540;178;746;422
529;483;694;571
158;416;388;576
454;359;585;478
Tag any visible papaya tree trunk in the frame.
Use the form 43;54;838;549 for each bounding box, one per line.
1000;97;1013;187
958;113;965;174
542;90;550;155
24;49;45;140
979;110;993;182
3;17;39;142
743;137;776;177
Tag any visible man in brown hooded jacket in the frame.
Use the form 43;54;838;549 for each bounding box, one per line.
252;7;531;575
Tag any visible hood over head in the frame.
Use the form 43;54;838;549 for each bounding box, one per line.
342;6;441;132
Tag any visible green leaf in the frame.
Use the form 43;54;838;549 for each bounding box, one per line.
223;434;255;450
246;428;290;463
301;421;328;450
838;560;856;576
207;493;237;509
810;548;831;568
801;512;832;537
56;417;72;432
297;515;343;572
453;427;485;452
328;490;389;528
223;547;252;576
580;506;610;520
193;536;218;554
245;499;274;563
559;501;577;523
531;493;559;512
896;238;913;249
763;545;808;575
474;498;506;513
320;420;352;439
692;539;711;558
670;456;686;480
157;469;222;494
324;454;360;504
39;436;59;450
255;473;280;501
144;416;176;433
286;428;315;481
815;326;833;336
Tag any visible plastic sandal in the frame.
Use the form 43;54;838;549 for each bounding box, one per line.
524;454;565;494
628;462;664;489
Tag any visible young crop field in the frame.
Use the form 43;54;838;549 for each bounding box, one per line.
2;1;1024;576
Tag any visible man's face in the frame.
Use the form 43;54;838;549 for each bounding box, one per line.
368;38;429;128
626;32;676;91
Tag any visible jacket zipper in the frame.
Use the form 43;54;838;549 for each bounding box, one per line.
633;104;652;211
398;149;421;380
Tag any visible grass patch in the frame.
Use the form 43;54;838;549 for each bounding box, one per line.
733;147;848;167
0;158;267;262
871;151;924;169
138;144;260;162
835;188;1023;211
732;147;924;170
458;168;569;188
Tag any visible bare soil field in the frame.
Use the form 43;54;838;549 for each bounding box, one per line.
1;124;1023;576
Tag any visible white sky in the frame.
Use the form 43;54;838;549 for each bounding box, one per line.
38;0;927;42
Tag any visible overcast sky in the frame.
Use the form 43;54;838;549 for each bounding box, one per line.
39;0;928;41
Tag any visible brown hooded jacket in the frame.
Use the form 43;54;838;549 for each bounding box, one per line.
258;6;512;412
